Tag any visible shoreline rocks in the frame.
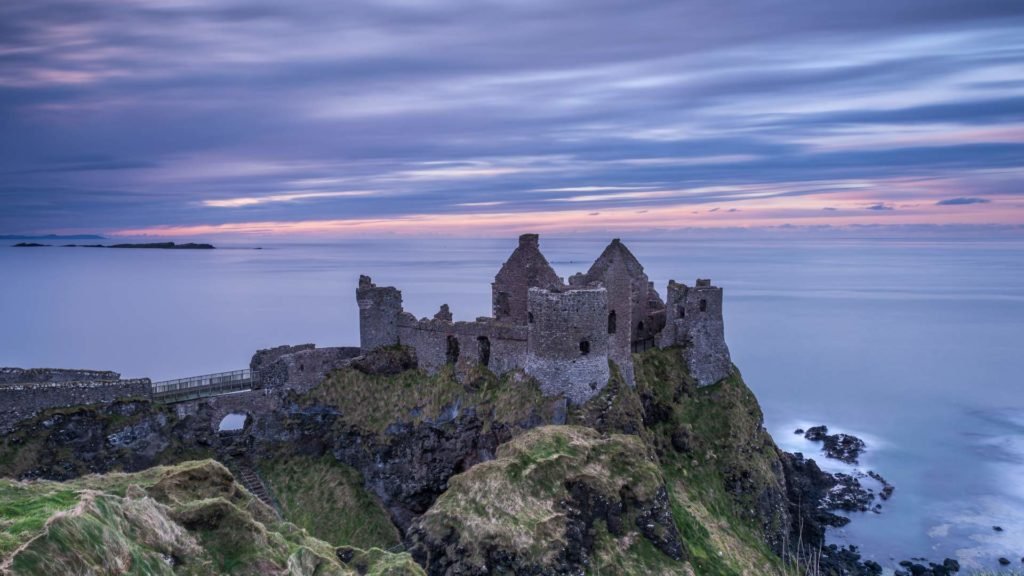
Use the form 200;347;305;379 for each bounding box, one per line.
803;424;866;464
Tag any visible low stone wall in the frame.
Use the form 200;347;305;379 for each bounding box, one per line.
257;346;361;394
249;343;315;375
0;367;121;384
0;378;151;433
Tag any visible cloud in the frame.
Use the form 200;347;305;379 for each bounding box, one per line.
201;190;376;208
866;203;895;211
935;196;991;205
2;0;1024;235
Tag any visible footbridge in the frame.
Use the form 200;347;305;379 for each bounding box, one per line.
151;369;257;403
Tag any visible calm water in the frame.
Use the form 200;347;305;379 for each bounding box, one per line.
2;236;1022;570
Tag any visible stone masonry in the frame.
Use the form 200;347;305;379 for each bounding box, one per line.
358;233;732;403
0;375;151;433
660;279;732;386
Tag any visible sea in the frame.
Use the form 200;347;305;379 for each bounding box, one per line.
1;233;1022;571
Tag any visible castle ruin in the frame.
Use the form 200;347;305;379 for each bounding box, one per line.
358;234;731;403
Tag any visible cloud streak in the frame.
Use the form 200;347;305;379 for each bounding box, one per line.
1;0;1023;235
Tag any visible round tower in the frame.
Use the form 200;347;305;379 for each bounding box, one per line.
525;286;610;404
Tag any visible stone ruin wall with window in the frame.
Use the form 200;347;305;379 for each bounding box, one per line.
357;233;733;404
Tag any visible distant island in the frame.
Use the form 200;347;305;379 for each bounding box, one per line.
1;234;105;240
13;241;215;249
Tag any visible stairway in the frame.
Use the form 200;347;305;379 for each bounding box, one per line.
222;452;279;514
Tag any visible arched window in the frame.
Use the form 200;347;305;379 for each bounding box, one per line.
637;321;645;333
579;340;590;355
700;299;707;312
607;310;617;334
477;336;491;367
528;312;534;324
446;335;460;365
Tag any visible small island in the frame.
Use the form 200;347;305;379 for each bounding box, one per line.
106;242;215;249
14;241;215;249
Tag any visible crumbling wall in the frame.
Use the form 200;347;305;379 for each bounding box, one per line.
397;313;527;375
660;279;732;386
357;275;403;352
0;367;122;384
0;377;152;433
491;234;564;324
251;345;361;393
525;286;610;404
570;239;667;384
250;344;315;377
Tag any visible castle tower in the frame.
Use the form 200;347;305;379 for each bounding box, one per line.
660;279;731;386
525;286;610;404
569;238;664;384
492;234;564;324
356;275;403;352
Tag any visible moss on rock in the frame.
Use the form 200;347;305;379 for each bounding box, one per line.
407;425;684;575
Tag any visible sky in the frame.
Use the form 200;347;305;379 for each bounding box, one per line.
1;0;1023;238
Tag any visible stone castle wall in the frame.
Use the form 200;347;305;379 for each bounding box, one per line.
660;279;732;386
491;234;564;324
396;314;528;375
525;287;610;404
357;275;403;352
257;345;361;394
0;367;122;384
0;377;152;433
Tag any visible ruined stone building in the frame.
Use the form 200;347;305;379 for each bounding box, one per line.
357;233;731;404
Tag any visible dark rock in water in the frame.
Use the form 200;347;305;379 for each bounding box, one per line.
822;432;866;464
999;557;1010;565
993;525;1004;532
803;424;867;464
804;425;829;441
868;470;895;500
894;558;963;575
825;473;874;512
794;428;804;435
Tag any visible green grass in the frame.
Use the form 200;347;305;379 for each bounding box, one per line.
300;360;553;438
633;347;791;576
0;460;425;575
415;425;682;573
0;483;80;557
259;454;400;550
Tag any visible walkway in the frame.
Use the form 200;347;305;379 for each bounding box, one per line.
150;369;255;403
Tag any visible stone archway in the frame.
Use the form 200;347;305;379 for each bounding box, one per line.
218;412;250;432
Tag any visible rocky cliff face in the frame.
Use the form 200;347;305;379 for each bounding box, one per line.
0;346;852;575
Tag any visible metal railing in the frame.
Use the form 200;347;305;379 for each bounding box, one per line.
151;369;255;402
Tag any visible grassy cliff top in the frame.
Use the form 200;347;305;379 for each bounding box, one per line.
409;425;682;574
0;459;423;576
301;358;558;438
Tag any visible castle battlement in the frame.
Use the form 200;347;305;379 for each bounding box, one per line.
357;234;732;403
